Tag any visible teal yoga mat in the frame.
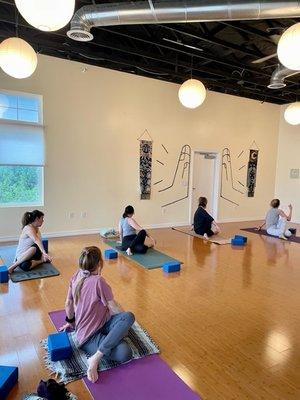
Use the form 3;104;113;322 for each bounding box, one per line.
0;245;60;282
105;240;182;270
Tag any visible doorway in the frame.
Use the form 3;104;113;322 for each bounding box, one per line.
189;151;220;224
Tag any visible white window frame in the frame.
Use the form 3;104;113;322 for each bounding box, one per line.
0;89;45;208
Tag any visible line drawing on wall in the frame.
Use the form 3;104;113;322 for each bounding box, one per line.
159;144;191;208
220;147;244;206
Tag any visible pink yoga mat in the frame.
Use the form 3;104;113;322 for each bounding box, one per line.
49;310;201;400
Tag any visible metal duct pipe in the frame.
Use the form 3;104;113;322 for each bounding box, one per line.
268;64;300;89
67;1;300;42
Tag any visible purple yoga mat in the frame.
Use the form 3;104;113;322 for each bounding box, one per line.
49;310;201;400
241;227;300;243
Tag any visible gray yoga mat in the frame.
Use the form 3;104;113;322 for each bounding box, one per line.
0;245;60;282
105;240;182;270
241;227;300;243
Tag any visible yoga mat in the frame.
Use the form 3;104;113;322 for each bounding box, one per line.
0;245;60;282
49;311;201;400
241;227;300;243
172;226;232;245
104;240;182;269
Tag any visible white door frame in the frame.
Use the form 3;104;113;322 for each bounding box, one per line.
188;150;221;224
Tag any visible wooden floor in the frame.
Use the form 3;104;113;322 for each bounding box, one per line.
1;221;300;399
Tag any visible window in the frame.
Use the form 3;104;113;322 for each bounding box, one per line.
0;90;44;207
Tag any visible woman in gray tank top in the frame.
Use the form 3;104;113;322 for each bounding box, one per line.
257;199;293;240
119;205;156;256
8;210;52;274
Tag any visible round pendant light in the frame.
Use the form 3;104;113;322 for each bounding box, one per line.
284;102;300;125
0;37;37;79
178;79;206;109
15;0;75;32
278;23;300;71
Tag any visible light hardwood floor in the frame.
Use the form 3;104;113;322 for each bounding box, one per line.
1;222;300;399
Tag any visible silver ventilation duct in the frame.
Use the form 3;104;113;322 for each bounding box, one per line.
268;64;300;89
67;1;300;42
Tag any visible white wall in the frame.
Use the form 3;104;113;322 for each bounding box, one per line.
275;105;300;222
0;55;280;240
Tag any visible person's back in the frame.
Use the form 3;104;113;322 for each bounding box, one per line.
120;217;136;237
69;270;112;346
265;207;280;230
194;206;213;235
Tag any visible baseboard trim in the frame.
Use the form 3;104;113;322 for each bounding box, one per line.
218;217;264;223
0;222;189;243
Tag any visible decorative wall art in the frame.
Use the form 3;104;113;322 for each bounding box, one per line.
220;147;244;206
158;144;191;208
138;129;153;200
247;149;259;197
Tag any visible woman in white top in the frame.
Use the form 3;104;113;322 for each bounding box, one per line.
8;210;52;274
257;199;292;240
119;205;156;256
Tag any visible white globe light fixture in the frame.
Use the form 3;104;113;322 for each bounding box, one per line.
0;37;37;79
15;0;75;32
178;79;206;109
278;23;300;70
284;102;300;125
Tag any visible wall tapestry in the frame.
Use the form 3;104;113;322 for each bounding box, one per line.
139;140;152;199
247;149;259;197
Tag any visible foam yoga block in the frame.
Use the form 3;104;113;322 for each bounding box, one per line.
231;237;245;246
0;266;9;283
48;332;72;361
42;238;49;253
104;249;118;259
163;261;181;273
234;235;247;243
0;366;18;399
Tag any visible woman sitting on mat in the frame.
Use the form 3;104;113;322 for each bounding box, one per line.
8;210;51;274
193;197;220;238
119;205;156;256
257;199;292;240
60;246;135;383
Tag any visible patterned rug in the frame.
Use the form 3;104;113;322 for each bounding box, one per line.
42;322;160;383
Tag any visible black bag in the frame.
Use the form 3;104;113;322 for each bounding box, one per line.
37;379;70;400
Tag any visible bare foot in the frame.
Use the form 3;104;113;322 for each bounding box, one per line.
7;265;16;274
87;352;102;383
126;248;133;256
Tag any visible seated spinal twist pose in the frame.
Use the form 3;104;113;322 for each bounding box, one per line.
60;246;135;383
119;205;156;256
258;199;292;240
193;197;220;238
8;210;51;274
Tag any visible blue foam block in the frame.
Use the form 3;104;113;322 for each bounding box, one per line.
104;249;118;260
48;332;72;361
231;237;245;246
0;266;8;283
234;235;247;243
42;237;48;253
0;366;18;399
163;261;181;273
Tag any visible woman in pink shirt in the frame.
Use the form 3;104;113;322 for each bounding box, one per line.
60;246;135;382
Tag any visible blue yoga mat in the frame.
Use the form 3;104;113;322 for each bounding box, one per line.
0;245;60;282
105;240;182;270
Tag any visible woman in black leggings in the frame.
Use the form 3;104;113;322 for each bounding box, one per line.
119;206;156;256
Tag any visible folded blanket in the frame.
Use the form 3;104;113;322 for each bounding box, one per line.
42;322;160;383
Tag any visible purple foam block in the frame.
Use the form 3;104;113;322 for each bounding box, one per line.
49;310;201;400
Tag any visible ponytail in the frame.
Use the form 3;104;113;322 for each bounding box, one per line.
74;246;103;305
123;205;134;218
21;210;44;228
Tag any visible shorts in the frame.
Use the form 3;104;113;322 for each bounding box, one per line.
19;244;42;271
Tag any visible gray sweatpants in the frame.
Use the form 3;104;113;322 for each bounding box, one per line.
81;311;135;363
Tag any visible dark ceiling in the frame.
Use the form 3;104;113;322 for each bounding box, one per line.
0;0;299;104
